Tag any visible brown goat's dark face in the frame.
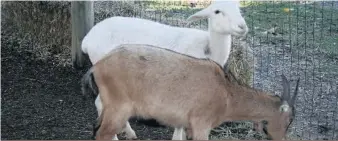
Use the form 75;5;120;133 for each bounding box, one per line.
265;75;300;140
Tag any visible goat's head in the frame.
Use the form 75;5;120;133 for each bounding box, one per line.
186;0;248;36
264;75;300;140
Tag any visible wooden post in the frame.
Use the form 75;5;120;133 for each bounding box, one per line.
71;1;94;69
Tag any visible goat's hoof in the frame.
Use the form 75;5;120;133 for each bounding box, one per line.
126;136;138;140
126;134;137;140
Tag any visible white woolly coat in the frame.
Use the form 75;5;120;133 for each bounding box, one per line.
82;16;210;65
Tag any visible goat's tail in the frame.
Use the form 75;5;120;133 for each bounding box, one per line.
81;67;99;99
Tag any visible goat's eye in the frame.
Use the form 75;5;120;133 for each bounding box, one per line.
214;10;220;14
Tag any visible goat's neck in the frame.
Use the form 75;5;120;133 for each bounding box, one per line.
224;87;281;122
208;31;232;67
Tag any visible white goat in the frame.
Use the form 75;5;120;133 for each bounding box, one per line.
81;1;248;140
81;44;300;140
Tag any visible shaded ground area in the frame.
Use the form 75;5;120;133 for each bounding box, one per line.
1;47;94;139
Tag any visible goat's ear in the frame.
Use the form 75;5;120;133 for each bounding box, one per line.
289;78;300;106
281;74;290;102
186;7;211;23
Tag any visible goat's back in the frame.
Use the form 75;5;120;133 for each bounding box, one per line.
93;44;228;127
82;16;208;64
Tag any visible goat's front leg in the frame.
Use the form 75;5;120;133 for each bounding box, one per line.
191;127;210;140
190;119;211;140
253;121;263;133
172;127;186;140
122;121;137;139
186;127;193;139
112;135;119;140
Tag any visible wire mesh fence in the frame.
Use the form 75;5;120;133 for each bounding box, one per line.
93;0;338;140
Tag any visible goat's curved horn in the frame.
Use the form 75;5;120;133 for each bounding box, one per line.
290;78;300;106
281;74;290;103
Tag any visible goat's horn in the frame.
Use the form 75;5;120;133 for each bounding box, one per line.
290;77;300;106
281;74;290;103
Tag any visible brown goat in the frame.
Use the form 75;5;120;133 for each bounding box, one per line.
82;44;300;140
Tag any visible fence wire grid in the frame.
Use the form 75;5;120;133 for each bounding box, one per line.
92;0;338;140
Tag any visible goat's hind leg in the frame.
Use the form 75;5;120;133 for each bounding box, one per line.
96;114;127;140
95;106;132;140
96;95;119;140
95;95;137;140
